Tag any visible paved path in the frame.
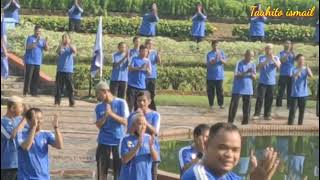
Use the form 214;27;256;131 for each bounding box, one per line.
1;95;319;179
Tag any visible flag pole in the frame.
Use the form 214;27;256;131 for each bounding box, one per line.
99;16;103;81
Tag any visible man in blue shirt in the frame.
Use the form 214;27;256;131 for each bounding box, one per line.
249;3;267;42
276;41;295;109
94;82;129;180
181;122;280;180
191;3;207;44
1;96;25;180
127;45;151;112
119;112;158;180
145;39;161;111
54;33;77;107
23;25;48;97
178;124;209;175
288;54;313;125
17;108;63;180
129;37;141;61
3;0;20;24
253;44;281;120
228;50;256;125
110;42;129;99
68;0;83;32
139;3;159;37
206;40;227;110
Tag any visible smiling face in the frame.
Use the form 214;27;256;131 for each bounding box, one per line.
204;129;241;176
34;28;42;38
296;55;305;67
136;94;150;111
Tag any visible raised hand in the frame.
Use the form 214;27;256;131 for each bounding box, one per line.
105;103;112;116
30;110;38;128
149;134;154;148
52;113;59;128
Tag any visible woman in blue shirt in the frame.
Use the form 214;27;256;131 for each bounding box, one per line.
288;54;313;125
191;3;207;44
54;33;77;107
139;3;159;37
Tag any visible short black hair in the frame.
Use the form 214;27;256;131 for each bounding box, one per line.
136;91;151;100
139;45;148;51
118;42;126;48
24;108;42;121
133;36;140;42
295;54;304;61
34;25;42;31
211;40;219;45
209;122;240;138
193;124;210;137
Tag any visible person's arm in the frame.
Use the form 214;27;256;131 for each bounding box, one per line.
128;59;142;72
293;68;304;79
10;117;26;139
13;0;21;9
257;57;270;69
56;43;62;55
149;135;158;161
113;53;128;68
234;62;246;78
106;103;127;126
306;66;313;78
198;12;207;20
26;37;37;50
43;37;49;51
68;5;75;14
271;56;281;69
95;105;108;129
146;122;157;135
251;64;257;80
146;61;152;75
121;136;142;164
51;114;63;149
219;52;227;65
69;44;77;55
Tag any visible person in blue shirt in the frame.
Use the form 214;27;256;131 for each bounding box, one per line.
54;33;77;107
17;107;63;180
206;40;227;110
94;81;129;180
126;91;161;180
3;0;20;24
139;3;159;37
181;122;280;180
276;41;295;109
228;50;256;125
253;44;281;120
145;39;161;111
119;112;158;180
110;42;129;99
23;25;48;97
68;0;83;32
1;96;25;180
127;45;151;112
249;3;267;42
191;3;207;44
178;124;209;175
288;54;313;125
129;36;141;61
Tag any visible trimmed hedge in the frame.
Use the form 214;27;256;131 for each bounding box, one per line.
21;15;214;39
73;65;319;98
232;24;316;42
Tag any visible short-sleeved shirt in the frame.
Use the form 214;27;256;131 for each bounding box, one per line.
68;5;83;20
57;47;74;73
181;163;242;180
232;60;256;95
279;51;295;76
291;68;309;97
139;13;159;37
147;50;158;79
250;17;267;37
191;13;207;37
178;145;198;173
206;50;227;80
111;52;129;82
128;57;150;89
119;134;158;180
95;98;129;146
1;116;23;169
129;48;139;61
24;35;46;65
17;130;56;180
258;55;280;85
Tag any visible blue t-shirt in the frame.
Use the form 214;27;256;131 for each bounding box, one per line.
4;2;20;23
147;50;158;79
139;13;159;37
258;55;280;85
279;51;295;76
68;5;83;20
95;98;129;146
178;145;198;173
181;163;242;180
57;47;74;73
249;17;267;37
24;35;46;65
1;116;23;169
119;134;158;180
207;50;227;80
17;130;56;180
128;57;150;89
232;60;256;95
129;48;139;60
111;52;129;82
291;68;309;97
191;13;207;37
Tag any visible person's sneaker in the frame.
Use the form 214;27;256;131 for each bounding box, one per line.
264;116;273;121
252;116;260;120
219;106;225;109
